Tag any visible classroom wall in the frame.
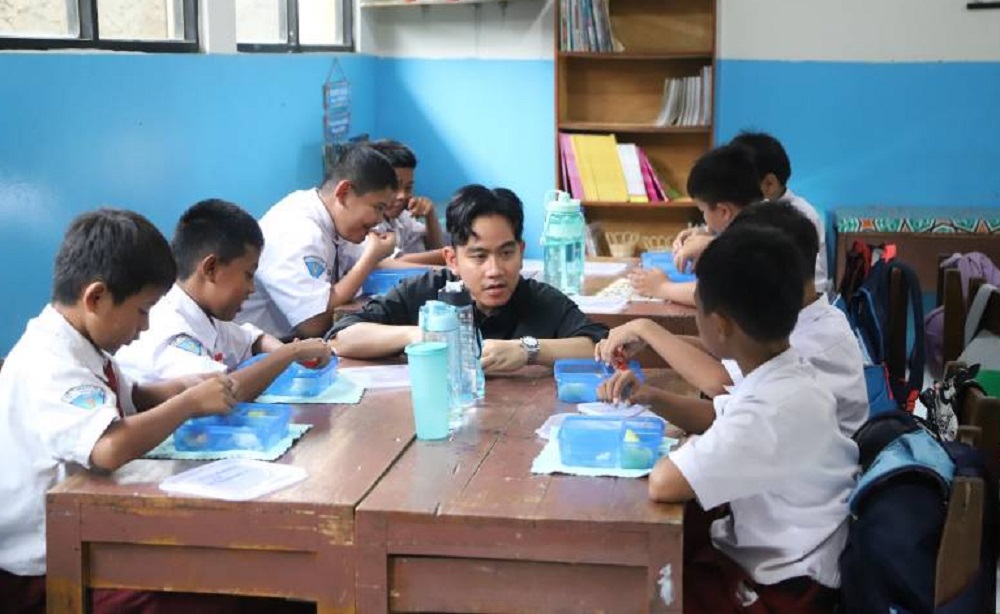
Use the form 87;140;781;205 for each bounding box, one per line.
0;53;377;353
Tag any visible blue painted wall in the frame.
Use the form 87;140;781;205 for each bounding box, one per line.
372;57;556;258
0;53;376;353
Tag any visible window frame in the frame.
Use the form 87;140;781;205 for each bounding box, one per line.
0;0;199;52
236;0;353;53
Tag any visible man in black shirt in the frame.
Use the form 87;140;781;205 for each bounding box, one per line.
328;185;607;372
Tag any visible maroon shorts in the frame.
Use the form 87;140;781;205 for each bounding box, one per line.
683;501;839;614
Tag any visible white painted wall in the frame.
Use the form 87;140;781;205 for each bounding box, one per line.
358;0;554;59
359;0;1000;62
720;0;1000;62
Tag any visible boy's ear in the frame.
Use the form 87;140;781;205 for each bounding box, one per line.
81;281;110;314
442;246;458;274
710;310;735;344
332;179;352;203
199;254;220;282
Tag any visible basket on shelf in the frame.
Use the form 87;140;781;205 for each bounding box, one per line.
641;234;673;253
606;231;640;258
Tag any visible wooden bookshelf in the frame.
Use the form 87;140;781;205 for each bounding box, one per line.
556;0;717;256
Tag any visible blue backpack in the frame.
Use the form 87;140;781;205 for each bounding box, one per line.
835;241;925;414
840;411;998;613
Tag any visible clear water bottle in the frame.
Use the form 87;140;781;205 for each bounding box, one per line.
418;300;463;429
438;280;485;403
542;190;586;296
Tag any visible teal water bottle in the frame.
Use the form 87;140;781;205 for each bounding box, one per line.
542;190;586;295
418;300;463;429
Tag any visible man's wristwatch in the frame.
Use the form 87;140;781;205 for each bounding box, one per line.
520;336;540;365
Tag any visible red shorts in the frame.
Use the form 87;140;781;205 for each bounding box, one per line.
683;501;839;614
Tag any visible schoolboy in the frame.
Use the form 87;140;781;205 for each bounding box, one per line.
0;209;243;611
630;145;762;306
730;131;830;293
236;144;398;339
598;201;868;436
117;199;332;402
601;226;856;612
329;185;607;372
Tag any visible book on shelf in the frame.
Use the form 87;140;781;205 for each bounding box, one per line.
559;0;615;52
559;132;678;203
653;66;713;128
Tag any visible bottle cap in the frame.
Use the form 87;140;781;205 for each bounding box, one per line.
438;280;472;306
419;300;459;332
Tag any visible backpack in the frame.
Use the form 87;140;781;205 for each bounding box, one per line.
835;241;925;413
925;253;1000;376
840;410;998;613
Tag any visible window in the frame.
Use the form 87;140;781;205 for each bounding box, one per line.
236;0;351;52
0;0;198;51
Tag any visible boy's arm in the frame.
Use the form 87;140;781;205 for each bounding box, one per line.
629;270;697;306
648;458;696;503
643;387;716;434
253;333;285;355
229;339;330;401
398;249;446;266
332;322;422;359
92;375;235;472
633;319;731;397
421;210;444;250
377;257;434;270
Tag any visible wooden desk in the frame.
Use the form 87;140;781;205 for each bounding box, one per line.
583;274;698;336
356;369;690;613
46;385;416;613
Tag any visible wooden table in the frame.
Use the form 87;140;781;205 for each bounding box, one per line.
583;273;697;336
356;369;690;613
45;383;416;613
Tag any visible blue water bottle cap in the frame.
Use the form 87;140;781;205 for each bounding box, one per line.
419;300;459;332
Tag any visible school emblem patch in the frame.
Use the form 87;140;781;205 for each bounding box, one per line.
61;385;107;410
169;334;206;356
303;255;327;279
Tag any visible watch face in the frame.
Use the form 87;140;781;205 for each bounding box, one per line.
523;336;539;350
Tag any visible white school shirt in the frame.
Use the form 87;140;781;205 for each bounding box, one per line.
236;189;339;339
0;305;137;576
339;209;424;273
671;348;858;588
722;297;869;437
784;189;830;295
116;284;263;384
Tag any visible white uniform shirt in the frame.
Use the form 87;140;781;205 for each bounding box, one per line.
236;189;338;339
722;297;869;437
340;209;425;273
116;284;263;384
784;189;830;295
671;348;858;588
0;305;137;576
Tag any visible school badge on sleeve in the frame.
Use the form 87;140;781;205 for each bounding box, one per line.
303;255;327;279
62;385;107;410
168;334;207;355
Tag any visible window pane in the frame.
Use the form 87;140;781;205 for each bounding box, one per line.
98;0;186;41
299;0;342;46
0;0;78;38
236;0;288;44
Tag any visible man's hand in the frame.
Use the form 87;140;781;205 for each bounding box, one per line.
480;339;528;374
407;196;435;218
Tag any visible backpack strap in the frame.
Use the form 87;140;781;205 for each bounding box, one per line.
964;283;999;346
887;261;926;410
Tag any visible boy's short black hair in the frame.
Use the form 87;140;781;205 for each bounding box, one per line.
730;131;792;186
446;185;524;247
52;208;176;305
322;143;398;194
695;225;804;342
728;199;818;278
686;144;763;209
370;139;417;169
172;199;264;280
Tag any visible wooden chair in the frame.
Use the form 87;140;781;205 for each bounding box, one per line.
934;362;999;607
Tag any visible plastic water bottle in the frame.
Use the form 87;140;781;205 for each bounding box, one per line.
438;280;485;404
542;190;586;296
418;300;463;429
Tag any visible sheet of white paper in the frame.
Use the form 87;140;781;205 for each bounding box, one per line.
577;401;650;418
339;365;411;389
583;261;628;277
159;458;307;501
571;295;627;314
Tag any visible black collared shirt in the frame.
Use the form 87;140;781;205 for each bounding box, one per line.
327;269;608;343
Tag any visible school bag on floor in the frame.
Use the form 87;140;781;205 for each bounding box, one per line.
839;410;998;613
835;241;925;414
924;253;1000;376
